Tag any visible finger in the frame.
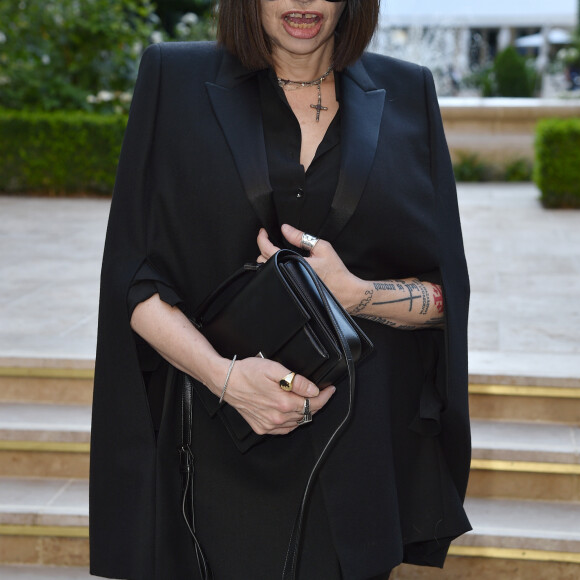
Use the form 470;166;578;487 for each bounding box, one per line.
281;223;326;256
288;396;310;417
256;228;280;260
252;422;296;436
308;386;336;412
280;223;304;249
286;373;320;398
276;389;335;428
269;426;297;436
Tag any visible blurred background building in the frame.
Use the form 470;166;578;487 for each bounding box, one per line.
370;0;578;95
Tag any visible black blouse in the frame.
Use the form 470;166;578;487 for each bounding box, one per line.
258;67;341;235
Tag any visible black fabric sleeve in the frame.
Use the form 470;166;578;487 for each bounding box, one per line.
127;260;186;376
127;260;185;318
417;269;442;285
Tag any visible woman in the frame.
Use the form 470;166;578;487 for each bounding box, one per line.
90;1;471;579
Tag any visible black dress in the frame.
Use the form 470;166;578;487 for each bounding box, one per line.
90;41;471;580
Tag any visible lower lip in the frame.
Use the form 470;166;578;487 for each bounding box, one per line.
281;15;324;40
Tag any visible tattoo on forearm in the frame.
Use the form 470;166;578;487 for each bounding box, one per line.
357;313;421;330
358;313;398;327
355;279;445;330
433;284;444;314
417;281;430;315
373;279;425;313
373;282;397;291
349;288;374;316
371;295;421;308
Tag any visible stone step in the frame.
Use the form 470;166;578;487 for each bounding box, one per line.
468;419;580;502
469;381;580;425
1;401;579;503
393;497;580;579
460;497;580;554
394;556;580;579
0;362;93;406
2;558;579;580
0;565;92;579
1;478;579;576
3;359;580;425
0;404;90;479
0;478;88;567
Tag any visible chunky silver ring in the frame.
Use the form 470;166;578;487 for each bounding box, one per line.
297;398;312;425
300;233;319;252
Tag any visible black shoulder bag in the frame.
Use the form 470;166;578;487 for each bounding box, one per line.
178;249;373;579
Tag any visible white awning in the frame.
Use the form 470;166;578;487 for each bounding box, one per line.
514;28;572;47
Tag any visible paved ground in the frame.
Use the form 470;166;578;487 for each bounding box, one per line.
0;565;93;579
0;183;579;384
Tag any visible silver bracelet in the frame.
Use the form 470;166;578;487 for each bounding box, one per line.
218;355;237;405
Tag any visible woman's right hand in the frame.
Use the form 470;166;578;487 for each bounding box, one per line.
131;294;335;436
222;356;336;436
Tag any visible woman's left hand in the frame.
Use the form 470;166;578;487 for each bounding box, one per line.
256;224;361;310
257;225;446;330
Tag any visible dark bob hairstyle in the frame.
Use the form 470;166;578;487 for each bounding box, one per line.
217;0;380;71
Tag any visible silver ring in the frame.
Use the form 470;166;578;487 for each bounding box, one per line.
300;233;319;252
297;398;312;425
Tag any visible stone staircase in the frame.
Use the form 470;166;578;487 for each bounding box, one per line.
0;361;92;578
396;377;580;579
1;361;579;579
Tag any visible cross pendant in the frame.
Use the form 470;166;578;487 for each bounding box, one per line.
310;85;328;122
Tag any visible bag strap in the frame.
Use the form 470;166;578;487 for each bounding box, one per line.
178;369;213;580
281;256;356;580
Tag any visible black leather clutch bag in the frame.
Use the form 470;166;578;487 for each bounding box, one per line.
191;248;373;387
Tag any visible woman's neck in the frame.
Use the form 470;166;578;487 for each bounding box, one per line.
271;44;334;83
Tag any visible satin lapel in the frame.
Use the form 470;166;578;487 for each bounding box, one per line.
319;61;386;242
206;56;278;238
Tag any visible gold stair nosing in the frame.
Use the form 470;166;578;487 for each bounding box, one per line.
3;370;578;395
2;368;579;398
4;446;577;474
469;383;580;399
0;441;90;453
471;459;580;475
0;367;94;380
449;545;580;564
0;524;88;538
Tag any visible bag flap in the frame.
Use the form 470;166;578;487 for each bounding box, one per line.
201;258;310;359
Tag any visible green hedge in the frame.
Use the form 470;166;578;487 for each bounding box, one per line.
534;119;580;208
0;111;127;194
452;152;533;183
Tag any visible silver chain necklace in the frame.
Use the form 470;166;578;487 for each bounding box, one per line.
276;66;334;122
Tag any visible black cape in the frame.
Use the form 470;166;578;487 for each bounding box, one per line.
90;41;471;580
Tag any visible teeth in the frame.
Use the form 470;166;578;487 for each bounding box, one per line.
287;21;317;29
287;13;317;19
285;13;319;28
